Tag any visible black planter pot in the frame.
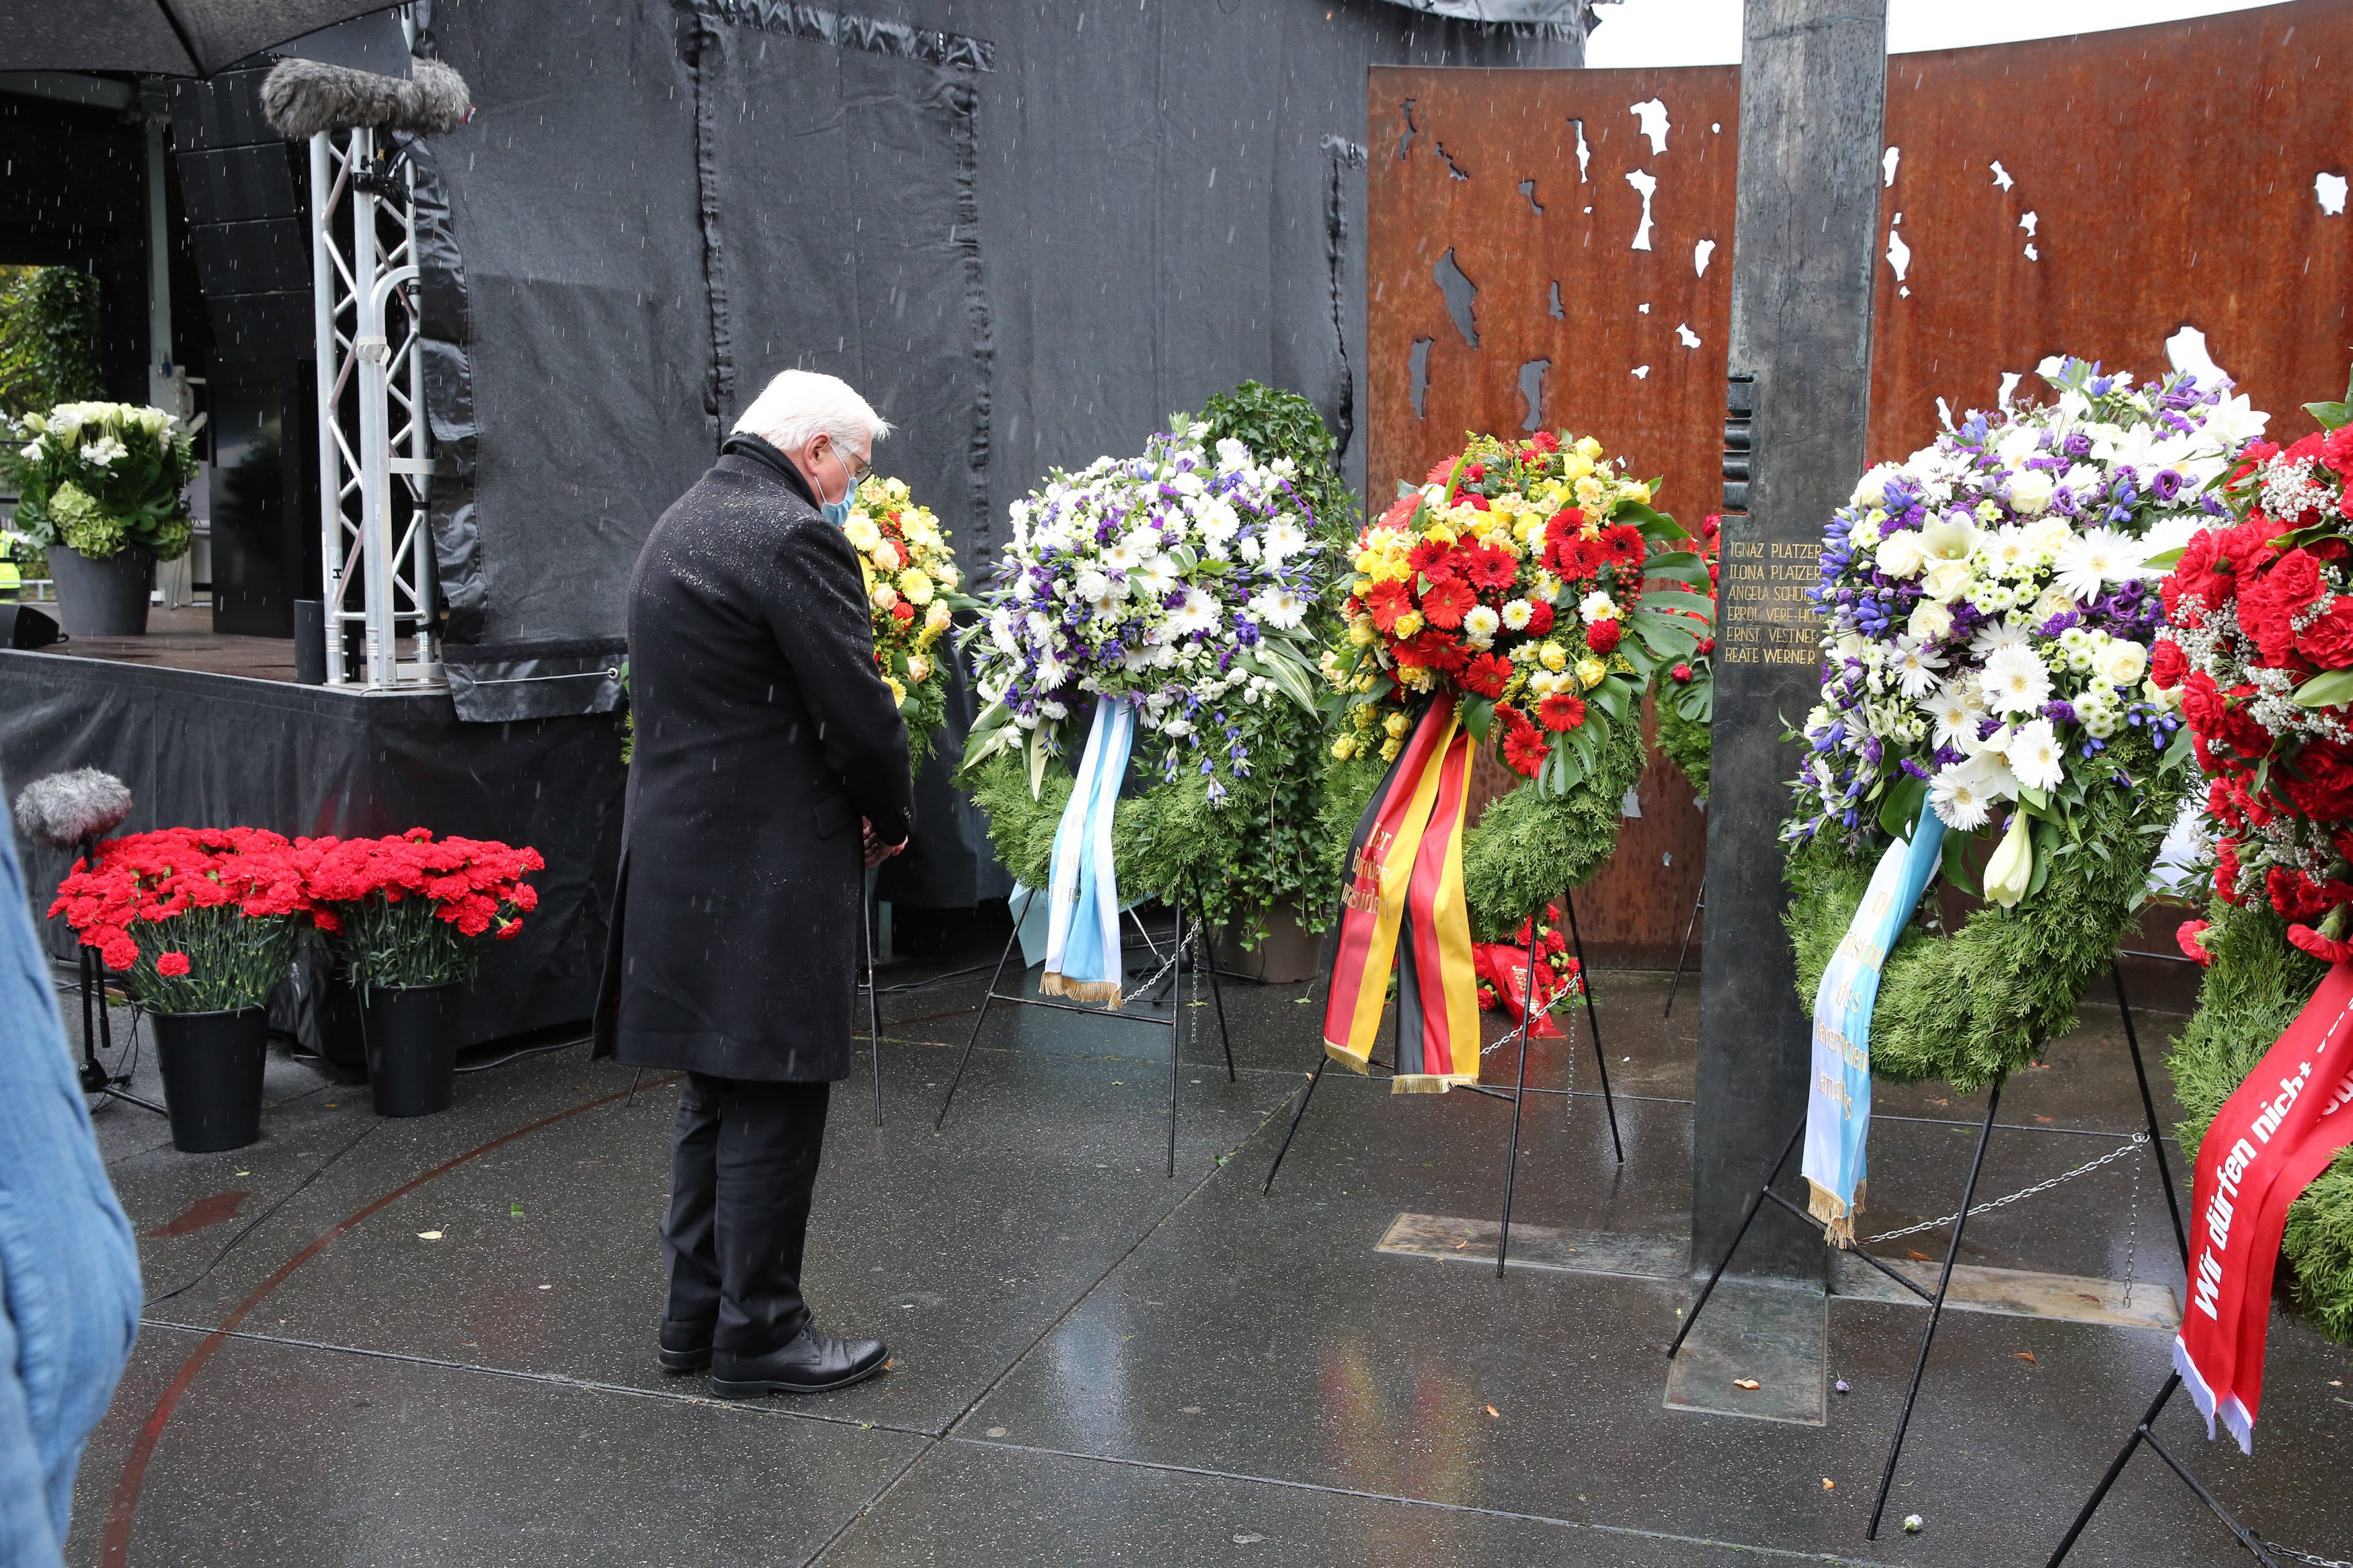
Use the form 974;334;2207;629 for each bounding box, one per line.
48;544;153;636
361;983;463;1116
151;1007;268;1153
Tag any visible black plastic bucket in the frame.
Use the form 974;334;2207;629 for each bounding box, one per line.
361;984;463;1116
151;1007;268;1153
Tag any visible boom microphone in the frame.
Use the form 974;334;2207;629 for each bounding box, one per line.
12;770;132;852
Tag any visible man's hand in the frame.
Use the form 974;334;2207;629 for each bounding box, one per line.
861;818;907;870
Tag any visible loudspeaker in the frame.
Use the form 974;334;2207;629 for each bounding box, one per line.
0;604;62;650
190;216;309;298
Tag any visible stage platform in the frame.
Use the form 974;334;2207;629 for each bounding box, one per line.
0;610;626;1049
63;960;2352;1567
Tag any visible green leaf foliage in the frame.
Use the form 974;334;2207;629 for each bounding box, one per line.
1783;733;2182;1090
0;266;100;419
1460;712;1646;940
2167;899;2353;1343
1655;697;1709;799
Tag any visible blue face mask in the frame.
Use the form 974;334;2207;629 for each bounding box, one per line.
820;444;862;527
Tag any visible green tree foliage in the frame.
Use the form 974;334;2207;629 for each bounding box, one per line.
0;267;102;421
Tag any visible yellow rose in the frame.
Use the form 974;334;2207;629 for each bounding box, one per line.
1383;711;1409;738
898;567;934;606
870;582;900;612
906;653;931;684
1354;549;1379;573
1624;481;1652;505
1560;454;1593;483
1539;642;1568;672
1393;611;1424;638
1575;436;1603;460
1577;656;1607;689
869;538;904;572
1425;521;1458;546
1332;735;1359;761
1380;735;1403;762
1347;616;1375;646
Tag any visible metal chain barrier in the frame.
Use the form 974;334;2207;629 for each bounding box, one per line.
2273;1545;2353;1567
1862;1132;2153;1247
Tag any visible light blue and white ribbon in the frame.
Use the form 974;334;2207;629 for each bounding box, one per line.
1804;817;1946;1243
1041;695;1135;1007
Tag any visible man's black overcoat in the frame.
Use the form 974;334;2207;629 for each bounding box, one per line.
593;435;913;1081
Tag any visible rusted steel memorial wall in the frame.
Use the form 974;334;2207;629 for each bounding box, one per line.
1367;0;2353;960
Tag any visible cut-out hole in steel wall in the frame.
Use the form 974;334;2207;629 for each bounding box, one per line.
1568;117;1589;182
1409;337;1434;419
1519;178;1542;214
1518;359;1551;431
1433;247;1480;349
1436;142;1470;180
1398;99;1418;161
1548;280;1564;319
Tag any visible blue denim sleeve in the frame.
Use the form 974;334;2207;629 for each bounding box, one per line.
0;1263;65;1567
0;786;143;1558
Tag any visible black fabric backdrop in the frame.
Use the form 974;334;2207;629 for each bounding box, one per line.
415;0;1576;903
0;653;627;1051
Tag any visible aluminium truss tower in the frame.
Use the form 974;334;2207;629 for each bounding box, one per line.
309;125;441;690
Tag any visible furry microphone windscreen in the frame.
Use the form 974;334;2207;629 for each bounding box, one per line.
12;770;132;850
262;55;472;142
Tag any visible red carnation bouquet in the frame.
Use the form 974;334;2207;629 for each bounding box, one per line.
2155;393;2353;962
306;829;543;995
1324;429;1710;792
48;827;318;1015
1473;901;1583;1036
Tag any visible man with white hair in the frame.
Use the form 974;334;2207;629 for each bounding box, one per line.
594;369;912;1397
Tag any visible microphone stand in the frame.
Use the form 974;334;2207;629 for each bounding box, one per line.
71;834;165;1115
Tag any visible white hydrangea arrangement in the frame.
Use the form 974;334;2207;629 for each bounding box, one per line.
4;401;198;561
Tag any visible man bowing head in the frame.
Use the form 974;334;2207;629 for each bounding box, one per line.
596;369;912;1396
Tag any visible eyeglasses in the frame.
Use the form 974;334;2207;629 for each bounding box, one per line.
831;440;872;485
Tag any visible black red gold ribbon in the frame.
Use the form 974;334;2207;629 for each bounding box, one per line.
1322;702;1480;1092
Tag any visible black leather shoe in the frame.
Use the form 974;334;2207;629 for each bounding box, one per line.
709;1328;889;1396
657;1318;714;1373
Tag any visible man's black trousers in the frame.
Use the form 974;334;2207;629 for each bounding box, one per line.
662;1073;831;1355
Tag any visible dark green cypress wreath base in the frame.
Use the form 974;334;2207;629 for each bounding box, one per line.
1314;710;1647;943
2167;900;2353;1344
968;748;1308;936
1656;700;1710;801
1783;747;2182;1092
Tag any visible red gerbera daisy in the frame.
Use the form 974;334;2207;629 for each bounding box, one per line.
1500;709;1549;778
1364;579;1414;632
1425;457;1459;485
1419;575;1477;630
1537;693;1588;732
1408;538;1458;578
1603;524;1646;567
1460;651;1512;698
1379;493;1420;530
1458;544;1515;591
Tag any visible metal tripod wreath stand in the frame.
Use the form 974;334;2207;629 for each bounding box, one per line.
1666;958;2189;1541
1263;886;1624;1272
932;884;1235;1178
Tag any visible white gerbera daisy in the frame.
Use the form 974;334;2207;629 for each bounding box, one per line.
1970;615;2034;661
1133;555;1179;598
1248;587;1308;630
1462;604;1501;648
2053;527;2145;603
1165;587;1218;636
1501;599;1534;631
1979;643;2053;716
1891;636;1948;700
2002;717;2065;792
1922;681;1977;750
1929;756;2011;832
1261;517;1308;563
1579;589;1620;622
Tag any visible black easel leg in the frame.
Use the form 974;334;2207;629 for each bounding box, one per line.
1562;890;1624;1162
1264;1056;1328;1195
2045;1374;2181;1567
2111;962;2188;1268
1497;919;1543;1277
1665;878;1704;1020
1166;899;1183;1179
1866;1077;2005;1540
1667;1113;1806;1358
1192;886;1236;1083
863;888;883;1126
934;890;1032;1131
